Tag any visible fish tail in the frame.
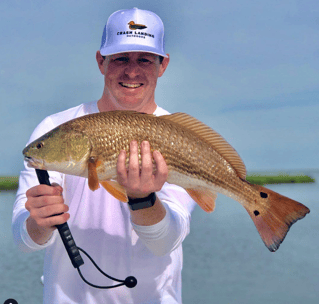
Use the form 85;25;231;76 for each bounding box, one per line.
244;184;310;252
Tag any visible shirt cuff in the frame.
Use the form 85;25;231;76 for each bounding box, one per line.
21;216;57;250
131;203;176;256
131;202;171;240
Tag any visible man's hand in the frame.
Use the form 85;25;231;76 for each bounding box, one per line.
116;140;168;225
25;184;69;245
116;140;168;199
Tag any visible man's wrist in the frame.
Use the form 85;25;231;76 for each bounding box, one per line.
128;193;157;211
23;216;55;248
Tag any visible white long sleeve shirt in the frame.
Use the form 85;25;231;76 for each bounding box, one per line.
12;101;197;304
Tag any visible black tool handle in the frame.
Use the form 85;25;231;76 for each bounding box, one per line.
35;169;84;268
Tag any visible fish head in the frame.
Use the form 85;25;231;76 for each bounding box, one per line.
23;125;91;175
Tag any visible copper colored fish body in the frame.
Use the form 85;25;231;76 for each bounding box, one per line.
23;111;310;252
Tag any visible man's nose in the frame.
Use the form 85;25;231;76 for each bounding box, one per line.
124;62;140;78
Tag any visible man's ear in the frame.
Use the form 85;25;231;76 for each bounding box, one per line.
158;54;170;77
96;51;106;75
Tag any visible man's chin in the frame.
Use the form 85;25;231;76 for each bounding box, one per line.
118;99;144;110
115;93;145;108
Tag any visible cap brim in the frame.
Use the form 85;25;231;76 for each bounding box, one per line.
100;44;168;58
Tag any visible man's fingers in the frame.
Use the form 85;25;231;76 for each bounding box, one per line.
25;182;66;228
26;184;62;198
51;183;63;193
27;195;69;229
117;141;168;197
34;202;69;219
25;195;64;210
128;141;140;179
36;212;70;228
50;213;70;226
117;149;128;183
153;150;168;183
141;141;153;181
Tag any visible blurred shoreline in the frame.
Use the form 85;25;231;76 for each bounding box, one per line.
0;170;316;191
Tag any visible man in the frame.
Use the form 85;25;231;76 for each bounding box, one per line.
13;8;196;303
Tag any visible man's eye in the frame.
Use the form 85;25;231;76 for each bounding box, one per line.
139;58;152;64
114;57;129;63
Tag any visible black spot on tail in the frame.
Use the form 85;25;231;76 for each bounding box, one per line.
260;192;268;198
254;210;260;216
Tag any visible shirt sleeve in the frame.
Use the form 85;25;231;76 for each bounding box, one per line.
131;183;197;256
12;116;63;252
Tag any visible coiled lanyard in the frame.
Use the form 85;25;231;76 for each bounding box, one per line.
35;169;137;289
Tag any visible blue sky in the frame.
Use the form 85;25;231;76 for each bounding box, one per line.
1;0;318;175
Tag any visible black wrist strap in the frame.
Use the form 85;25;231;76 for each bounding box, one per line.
35;169;137;289
128;192;157;210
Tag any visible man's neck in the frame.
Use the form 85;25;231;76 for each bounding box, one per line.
97;97;157;114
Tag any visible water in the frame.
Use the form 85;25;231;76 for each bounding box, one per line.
1;170;318;303
182;170;319;304
0;192;44;303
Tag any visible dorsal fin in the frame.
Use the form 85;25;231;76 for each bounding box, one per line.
160;112;247;179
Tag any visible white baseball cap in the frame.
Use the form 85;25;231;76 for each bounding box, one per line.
100;8;168;58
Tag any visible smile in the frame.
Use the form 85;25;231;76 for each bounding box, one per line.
119;82;143;88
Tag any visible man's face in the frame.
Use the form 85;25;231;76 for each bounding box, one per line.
98;52;169;111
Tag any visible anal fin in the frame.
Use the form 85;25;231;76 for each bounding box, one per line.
100;180;128;203
186;188;217;213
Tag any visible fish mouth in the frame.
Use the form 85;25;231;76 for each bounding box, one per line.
119;82;143;89
24;156;32;162
24;156;44;169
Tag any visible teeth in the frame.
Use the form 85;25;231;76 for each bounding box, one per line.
120;83;142;88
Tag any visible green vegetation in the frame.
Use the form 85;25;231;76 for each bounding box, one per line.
0;176;19;191
246;173;315;186
0;173;315;190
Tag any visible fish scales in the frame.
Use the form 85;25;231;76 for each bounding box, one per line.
89;113;239;190
23;111;310;252
61;112;245;201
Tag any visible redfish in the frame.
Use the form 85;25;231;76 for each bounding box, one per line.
23;111;310;252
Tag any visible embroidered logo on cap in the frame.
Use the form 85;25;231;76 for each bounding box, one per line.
117;21;154;39
128;21;147;30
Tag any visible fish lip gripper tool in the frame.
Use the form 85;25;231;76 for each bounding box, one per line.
35;169;137;289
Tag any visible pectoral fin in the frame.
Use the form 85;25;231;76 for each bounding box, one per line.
100;180;128;203
186;188;217;213
88;157;100;191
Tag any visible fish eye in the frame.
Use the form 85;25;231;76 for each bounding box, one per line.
36;142;44;149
